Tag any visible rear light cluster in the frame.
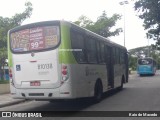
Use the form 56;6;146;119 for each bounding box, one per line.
9;68;14;86
61;64;69;83
9;68;12;78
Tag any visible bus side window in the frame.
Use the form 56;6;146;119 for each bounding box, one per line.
86;37;97;63
112;47;120;64
120;50;125;64
112;48;116;64
96;41;101;63
116;48;120;64
100;42;105;63
71;30;86;63
96;41;105;64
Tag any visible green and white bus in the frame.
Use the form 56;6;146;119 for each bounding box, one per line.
8;20;128;102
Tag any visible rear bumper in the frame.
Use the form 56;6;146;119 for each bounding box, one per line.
11;88;74;100
137;71;154;75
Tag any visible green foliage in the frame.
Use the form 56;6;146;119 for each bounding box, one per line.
129;55;137;70
128;45;160;70
0;1;33;79
134;0;160;41
11;2;33;26
74;15;93;28
129;46;149;57
149;46;160;69
0;2;32;49
0;80;9;84
74;11;122;38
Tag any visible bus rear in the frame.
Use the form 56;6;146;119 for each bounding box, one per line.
8;21;70;99
137;58;156;76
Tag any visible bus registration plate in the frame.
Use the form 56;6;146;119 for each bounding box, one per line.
30;81;40;86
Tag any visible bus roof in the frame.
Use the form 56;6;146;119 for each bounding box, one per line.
9;20;127;51
65;21;127;51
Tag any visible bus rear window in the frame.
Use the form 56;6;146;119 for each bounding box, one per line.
10;26;60;52
138;58;152;65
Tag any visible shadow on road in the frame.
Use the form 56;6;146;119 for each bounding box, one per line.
139;74;156;77
24;89;124;113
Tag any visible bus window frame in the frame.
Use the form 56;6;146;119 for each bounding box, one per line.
70;29;87;64
85;36;98;64
96;40;106;65
138;58;153;65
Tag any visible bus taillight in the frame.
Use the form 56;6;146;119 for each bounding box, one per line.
9;68;12;78
62;70;67;75
61;64;69;81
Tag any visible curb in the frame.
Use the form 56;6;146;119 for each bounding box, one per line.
0;99;26;108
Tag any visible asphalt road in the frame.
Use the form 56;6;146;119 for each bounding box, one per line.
1;71;160;120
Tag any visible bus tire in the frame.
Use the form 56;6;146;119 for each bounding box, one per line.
94;80;103;103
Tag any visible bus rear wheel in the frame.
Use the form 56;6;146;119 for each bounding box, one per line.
94;81;103;103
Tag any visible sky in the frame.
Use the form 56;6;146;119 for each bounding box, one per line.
0;0;155;50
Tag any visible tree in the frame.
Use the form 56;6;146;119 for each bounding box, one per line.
134;0;160;42
128;45;160;70
74;15;93;28
0;2;33;80
128;55;137;70
74;11;122;38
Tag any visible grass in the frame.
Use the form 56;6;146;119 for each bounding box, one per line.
0;80;9;84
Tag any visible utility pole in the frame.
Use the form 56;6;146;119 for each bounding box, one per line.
119;1;129;47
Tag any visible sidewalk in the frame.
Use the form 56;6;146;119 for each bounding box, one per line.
0;94;26;108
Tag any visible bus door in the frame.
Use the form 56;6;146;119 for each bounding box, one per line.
106;46;114;89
